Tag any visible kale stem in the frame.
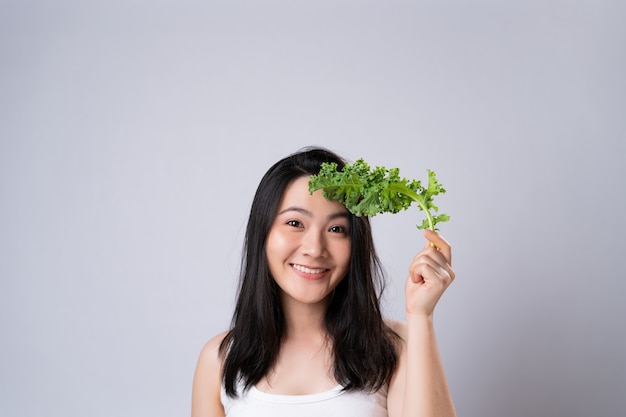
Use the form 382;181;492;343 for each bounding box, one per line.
389;183;435;231
410;196;434;231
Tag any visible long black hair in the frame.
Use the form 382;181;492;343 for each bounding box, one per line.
219;146;398;396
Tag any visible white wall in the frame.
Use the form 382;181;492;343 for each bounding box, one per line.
1;1;624;416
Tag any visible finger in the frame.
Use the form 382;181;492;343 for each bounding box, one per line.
414;245;451;268
412;243;453;273
409;253;455;283
422;229;452;264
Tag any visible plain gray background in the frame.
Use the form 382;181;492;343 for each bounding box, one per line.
1;1;625;416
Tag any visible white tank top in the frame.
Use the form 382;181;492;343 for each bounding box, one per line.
221;384;389;417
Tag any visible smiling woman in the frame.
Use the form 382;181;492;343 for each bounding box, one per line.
191;146;457;417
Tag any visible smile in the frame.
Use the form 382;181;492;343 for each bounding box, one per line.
291;264;329;274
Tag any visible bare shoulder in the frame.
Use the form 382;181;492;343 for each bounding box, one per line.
191;331;229;417
199;331;229;364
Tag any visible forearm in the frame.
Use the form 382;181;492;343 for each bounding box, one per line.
402;314;456;417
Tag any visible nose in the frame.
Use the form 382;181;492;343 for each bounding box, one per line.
301;228;327;258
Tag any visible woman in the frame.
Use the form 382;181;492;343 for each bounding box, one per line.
192;147;457;417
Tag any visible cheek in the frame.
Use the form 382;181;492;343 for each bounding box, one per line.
333;241;352;270
266;231;293;260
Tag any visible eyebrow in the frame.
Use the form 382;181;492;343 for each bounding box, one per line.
278;206;350;221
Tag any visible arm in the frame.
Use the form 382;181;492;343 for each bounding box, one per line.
191;332;228;417
387;229;457;417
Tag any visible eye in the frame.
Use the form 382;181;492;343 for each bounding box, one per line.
329;225;348;234
286;220;303;228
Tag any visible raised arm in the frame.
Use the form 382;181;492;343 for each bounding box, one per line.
387;229;457;417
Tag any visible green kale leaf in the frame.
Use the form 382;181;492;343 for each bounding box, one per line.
308;158;450;231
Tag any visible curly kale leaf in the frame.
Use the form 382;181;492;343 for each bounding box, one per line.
308;159;449;231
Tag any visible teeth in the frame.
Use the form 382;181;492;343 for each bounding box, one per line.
292;264;327;274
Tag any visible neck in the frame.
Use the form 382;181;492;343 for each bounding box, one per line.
280;296;328;339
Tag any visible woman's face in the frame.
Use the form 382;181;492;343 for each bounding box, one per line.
266;176;352;308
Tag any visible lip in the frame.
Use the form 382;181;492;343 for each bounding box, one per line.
290;263;330;280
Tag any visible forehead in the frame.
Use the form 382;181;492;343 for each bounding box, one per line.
279;176;347;213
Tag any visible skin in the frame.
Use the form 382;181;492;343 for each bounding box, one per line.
191;176;457;417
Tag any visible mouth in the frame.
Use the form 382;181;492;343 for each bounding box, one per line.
291;263;329;275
